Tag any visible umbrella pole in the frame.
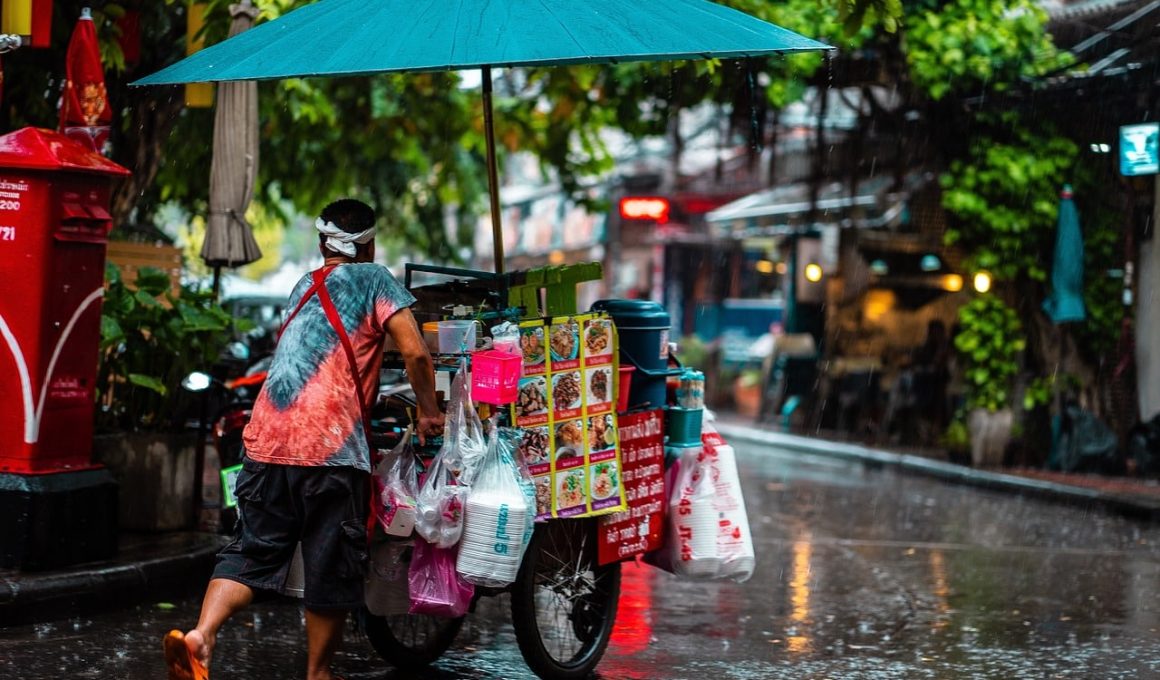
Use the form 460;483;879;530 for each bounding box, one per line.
481;66;505;275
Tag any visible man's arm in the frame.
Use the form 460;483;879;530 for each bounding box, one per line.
386;308;444;442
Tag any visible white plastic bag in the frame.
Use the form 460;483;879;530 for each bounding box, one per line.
456;425;530;587
665;446;722;579
372;427;419;537
415;445;467;548
701;422;756;582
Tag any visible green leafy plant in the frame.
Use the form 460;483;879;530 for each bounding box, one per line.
905;0;1071;101
954;294;1024;413
97;264;235;432
941;121;1079;283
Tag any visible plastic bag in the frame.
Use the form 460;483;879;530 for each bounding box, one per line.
372;428;419;537
456;425;531;587
365;539;411;616
446;359;487;485
700;423;756;582
652;428;755;583
664;446;721;579
408;540;474;618
415;445;468;548
495;425;537;550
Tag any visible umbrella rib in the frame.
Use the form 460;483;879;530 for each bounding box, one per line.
532;0;588;57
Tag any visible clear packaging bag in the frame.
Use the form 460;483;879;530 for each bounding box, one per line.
407;540;474;618
372;427;419;537
415;444;468;548
447;359;488;485
456;425;531;587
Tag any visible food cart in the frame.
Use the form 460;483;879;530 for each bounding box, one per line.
362;261;682;680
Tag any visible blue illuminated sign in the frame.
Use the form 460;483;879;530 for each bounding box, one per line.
1120;123;1159;177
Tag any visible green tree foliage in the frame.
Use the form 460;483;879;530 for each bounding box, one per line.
940;117;1079;282
904;0;1072;101
4;0;490;259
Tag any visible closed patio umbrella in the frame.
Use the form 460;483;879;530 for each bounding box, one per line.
202;0;263;291
135;0;831;274
1042;184;1086;324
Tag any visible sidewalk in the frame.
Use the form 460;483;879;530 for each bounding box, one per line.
0;531;226;626
714;418;1160;520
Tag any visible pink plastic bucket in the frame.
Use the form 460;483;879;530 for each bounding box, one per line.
617;364;635;413
471;350;522;404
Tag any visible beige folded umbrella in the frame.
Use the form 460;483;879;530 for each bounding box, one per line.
202;0;263;291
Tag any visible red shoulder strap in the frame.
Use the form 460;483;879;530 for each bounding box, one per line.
313;269;373;446
277;265;372;447
278;265;335;342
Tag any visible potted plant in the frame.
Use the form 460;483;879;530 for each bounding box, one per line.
94;264;234;531
953;294;1023;467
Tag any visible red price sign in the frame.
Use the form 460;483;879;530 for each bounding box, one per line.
598;409;666;565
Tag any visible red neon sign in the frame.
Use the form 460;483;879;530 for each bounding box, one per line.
619;197;670;223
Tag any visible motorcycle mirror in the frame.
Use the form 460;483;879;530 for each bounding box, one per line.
182;371;213;393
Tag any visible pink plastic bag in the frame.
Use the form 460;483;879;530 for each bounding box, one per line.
408;540;474;618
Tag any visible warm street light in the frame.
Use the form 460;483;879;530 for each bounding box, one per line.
755;259;775;274
942;274;964;292
973;271;992;293
804;262;823;283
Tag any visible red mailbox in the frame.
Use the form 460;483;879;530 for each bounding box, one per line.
0;128;128;570
0;127;129;473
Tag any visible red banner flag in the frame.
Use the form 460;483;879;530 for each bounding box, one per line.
59;9;111;154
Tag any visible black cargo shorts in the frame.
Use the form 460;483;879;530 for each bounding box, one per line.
214;457;370;610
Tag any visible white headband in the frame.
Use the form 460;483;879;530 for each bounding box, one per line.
315;217;375;257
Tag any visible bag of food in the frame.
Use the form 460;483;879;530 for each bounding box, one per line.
456;425;531;587
372;428;419;537
408;540;474;618
701;422;756;583
663;446;722;579
415;445;468;548
446;359;488;485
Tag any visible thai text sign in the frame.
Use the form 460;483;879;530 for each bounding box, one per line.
598;409;666;565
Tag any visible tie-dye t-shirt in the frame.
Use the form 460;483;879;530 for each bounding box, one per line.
243;263;416;472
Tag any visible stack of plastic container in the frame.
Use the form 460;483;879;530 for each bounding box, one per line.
456;489;529;587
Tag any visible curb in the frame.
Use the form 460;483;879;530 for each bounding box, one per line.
715;422;1160;521
0;533;227;625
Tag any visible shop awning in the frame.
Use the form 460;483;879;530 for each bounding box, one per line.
704;174;921;236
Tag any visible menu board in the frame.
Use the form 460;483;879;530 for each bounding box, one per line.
514;313;625;519
598;409;666;565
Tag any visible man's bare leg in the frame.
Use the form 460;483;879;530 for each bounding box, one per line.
185;578;255;668
305;608;348;680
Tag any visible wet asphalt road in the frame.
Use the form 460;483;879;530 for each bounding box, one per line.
4;439;1160;679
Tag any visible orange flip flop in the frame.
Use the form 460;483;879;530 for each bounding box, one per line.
163;629;209;680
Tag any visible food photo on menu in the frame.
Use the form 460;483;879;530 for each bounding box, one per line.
584;317;613;359
590;460;621;509
519;426;550;469
556;468;588;514
552;370;583;413
520;325;546;369
549;320;580;363
586;367;612;407
516;376;548;420
588;414;617;454
533;476;552;517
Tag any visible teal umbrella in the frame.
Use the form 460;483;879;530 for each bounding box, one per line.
1042;184;1086;324
135;0;830;273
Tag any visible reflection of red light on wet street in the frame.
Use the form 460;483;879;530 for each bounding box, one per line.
611;560;654;655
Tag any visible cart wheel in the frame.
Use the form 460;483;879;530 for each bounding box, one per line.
510;519;621;680
358;607;464;671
